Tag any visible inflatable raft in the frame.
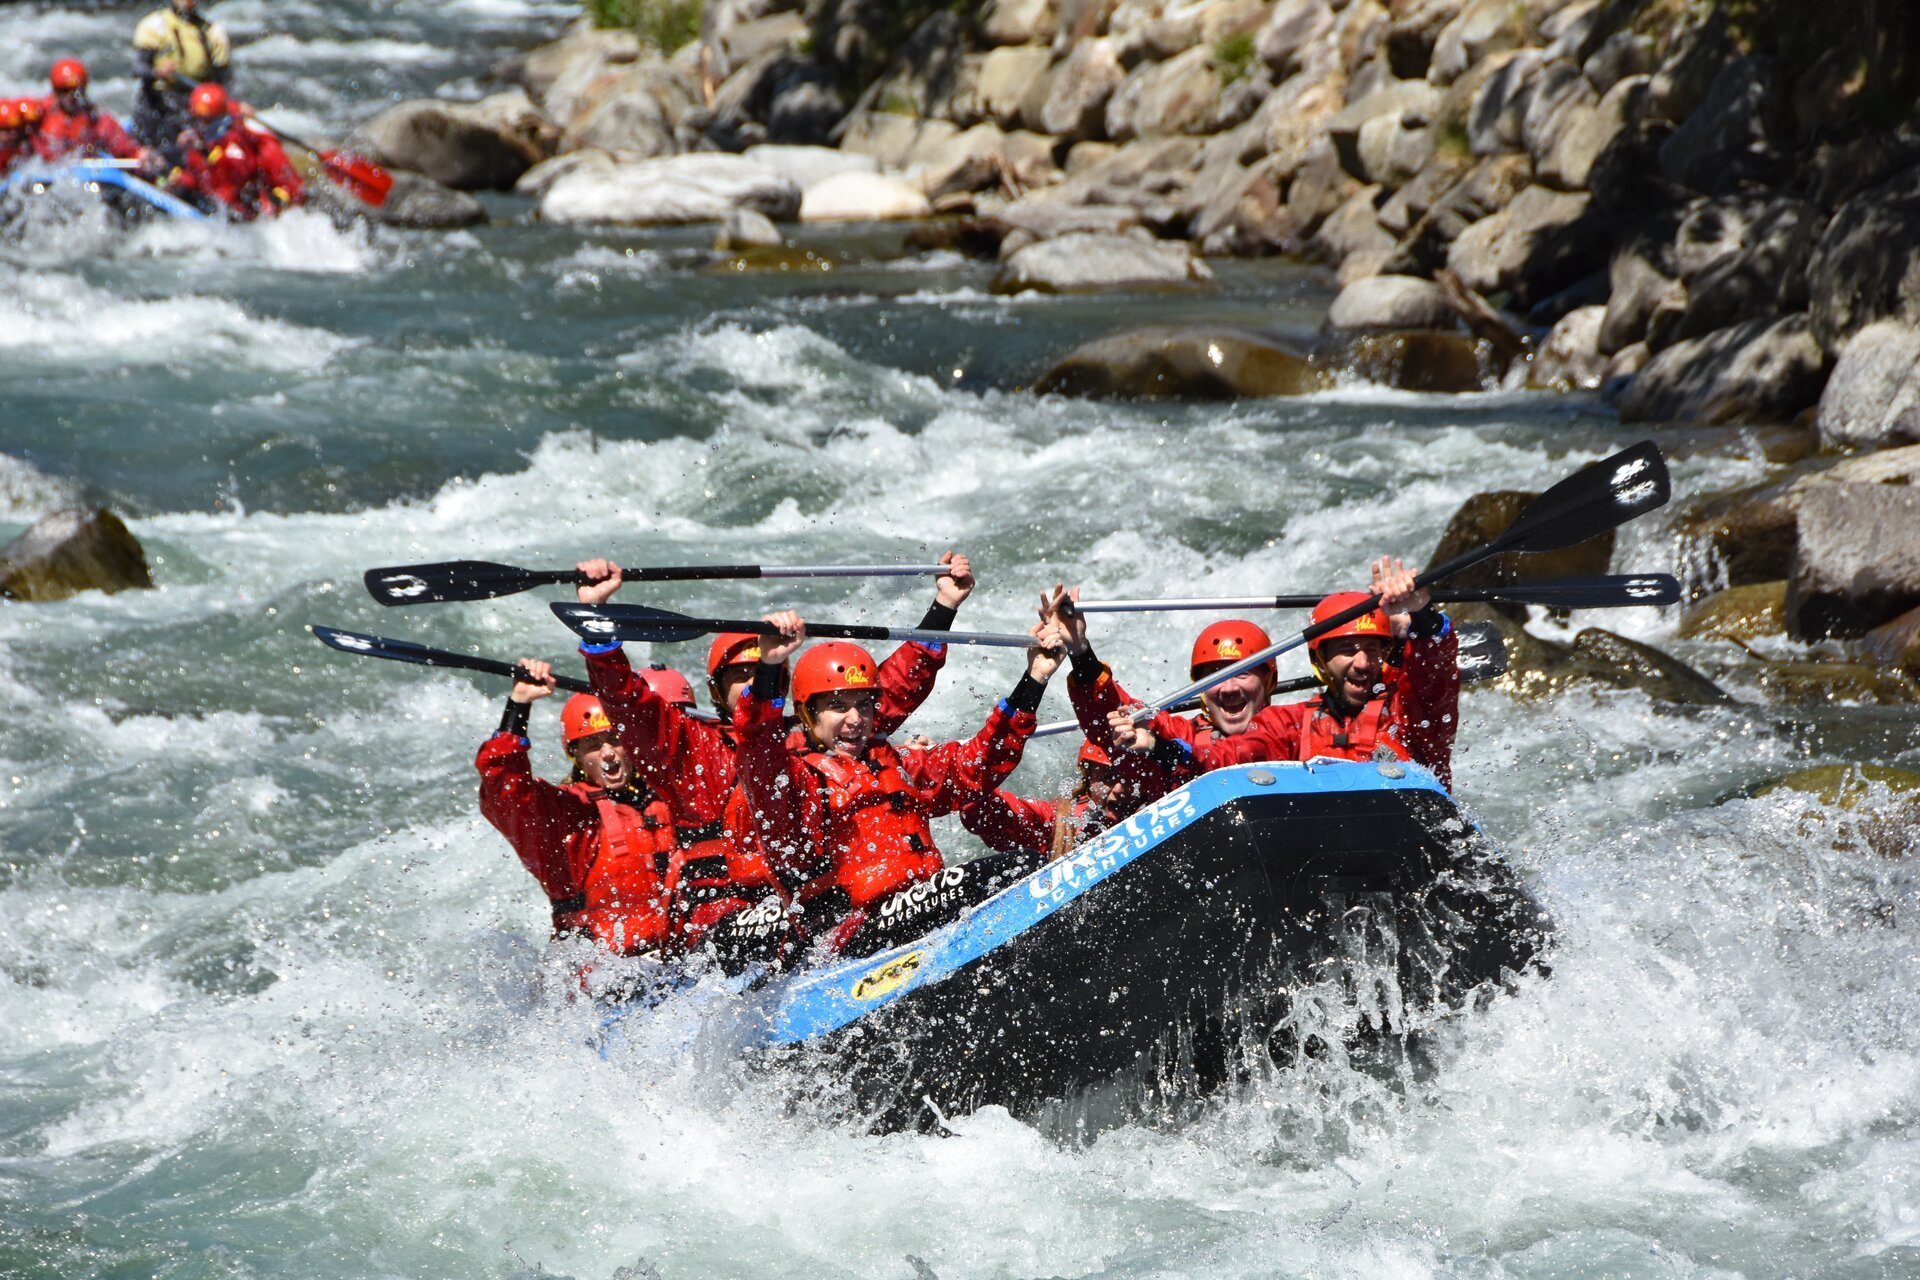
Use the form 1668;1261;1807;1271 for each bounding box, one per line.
601;760;1553;1129
0;159;208;222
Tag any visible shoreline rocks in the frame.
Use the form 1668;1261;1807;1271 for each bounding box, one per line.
0;508;153;602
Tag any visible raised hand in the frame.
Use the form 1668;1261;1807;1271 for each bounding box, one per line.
510;658;557;704
1371;556;1427;640
576;557;623;606
758;611;806;666
1107;704;1153;754
1026;620;1069;683
935;550;975;610
1039;583;1087;654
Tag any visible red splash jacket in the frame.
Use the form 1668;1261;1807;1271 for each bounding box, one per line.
170;121;301;218
475;733;678;955
33;99;140;161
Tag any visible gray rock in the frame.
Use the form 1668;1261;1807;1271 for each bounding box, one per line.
741;144;876;191
837;112;960;168
348;170;486;228
1383;0;1463;79
1317;330;1497;391
513;21;647;123
1657;55;1788;196
1105;45;1221;141
1312;184;1393;266
1254;59;1348;171
1527;304;1608;390
991;232;1217;293
1444;185;1592;295
514;148;614;198
1429;0;1529;87
1647;4;1734;122
957;45;1055;130
541;154;800;225
1520;60;1597;164
1326;80;1440;179
764;65;846;144
979;0;1057;46
1467;48;1543;155
1540;0;1605;64
1815;321;1920;451
1037;37;1125;140
996;193;1144;243
1326;273;1456;331
1787;483;1920;639
1599;240;1682;355
1353;109;1434;189
1581;30;1656;95
565;62;698;158
800;172;931;221
1377;151;1472;235
1676;198;1820;340
1033;325;1328;397
714;206;783;249
1670;193;1776;281
353;92;554;191
1257;0;1335;76
1285;137;1362;240
1808;168;1920;353
1382;152;1531;275
1617;315;1831;425
0;507;152;602
1601;340;1650;401
1537;73;1648;192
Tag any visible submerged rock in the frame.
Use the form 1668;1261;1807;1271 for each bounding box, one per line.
1749;764;1920;859
1450;606;1728;705
1678;581;1786;641
1315;330;1497;392
0;508;153;602
1033;326;1328;398
1428;489;1615;614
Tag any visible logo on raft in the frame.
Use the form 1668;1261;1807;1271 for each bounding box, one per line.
851;950;923;1001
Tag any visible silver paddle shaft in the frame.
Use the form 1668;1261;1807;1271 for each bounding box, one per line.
754;564;950;577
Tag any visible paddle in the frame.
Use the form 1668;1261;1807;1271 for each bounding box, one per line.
309;624;720;720
364;559;952;607
1072;573;1681;613
552;602;1035;649
1027;620;1508;738
1126;439;1671;724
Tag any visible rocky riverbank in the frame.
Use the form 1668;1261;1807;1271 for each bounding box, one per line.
330;0;1920;694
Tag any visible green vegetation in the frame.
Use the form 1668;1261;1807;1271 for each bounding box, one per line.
586;0;704;53
1213;31;1257;88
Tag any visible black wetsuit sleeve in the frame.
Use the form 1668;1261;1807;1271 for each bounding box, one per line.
1409;606;1447;639
1005;673;1047;715
497;697;531;738
753;663;784;702
918;601;958;632
1068;641;1102;682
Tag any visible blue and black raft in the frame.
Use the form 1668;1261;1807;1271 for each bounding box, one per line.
0;159;208;224
602;760;1553;1130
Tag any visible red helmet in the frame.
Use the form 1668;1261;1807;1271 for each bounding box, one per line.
1309;591;1392;652
637;664;694;707
705;630;763;676
791;641;878;705
188;82;229;119
50;59;88;91
17;96;43;125
1189;618;1276;684
1077;738;1113;769
560;693;615;746
0;100;19;129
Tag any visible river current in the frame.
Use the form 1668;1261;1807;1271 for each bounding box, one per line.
3;3;1918;1277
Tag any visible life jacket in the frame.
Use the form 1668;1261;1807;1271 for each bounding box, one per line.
670;791;783;938
34;103;137;161
176;123;300;218
800;743;944;909
134;6;229;84
1294;693;1409;765
549;782;677;955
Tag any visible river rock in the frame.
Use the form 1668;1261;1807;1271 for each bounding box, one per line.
837;112;958;169
513;148;613;198
1257;0;1335;76
1428;490;1614;611
541;154;800;225
1582;30;1657;94
1520;60;1598;166
1678;580;1786;640
513;21;647;122
1527;305;1607;390
357;170;487;229
1354;107;1436;189
1105;45;1222;141
1318;331;1494;392
1568;629;1733;705
1326;81;1439;181
957;45;1055;130
1326;274;1455;331
1786;482;1920;639
1863;605;1920;679
1255;59;1348;172
1445;185;1593;297
993;232;1215;293
1617;315;1830;426
1382;152;1531;276
1646;3;1735;122
0;508;152;602
1755;764;1920;805
980;0;1057;46
1286;137;1362;240
564;61;699;157
353;92;554;191
714;206;783;249
1815;321;1920;451
1537;74;1647;192
1033;326;1329;398
1807;168;1920;353
1429;0;1529;87
1384;0;1463;79
799;172;932;221
741;144;876;192
1751;763;1920;859
1467;48;1543;155
1675;198;1820;341
1037;37;1125;140
1657;55;1788;197
1599;241;1681;354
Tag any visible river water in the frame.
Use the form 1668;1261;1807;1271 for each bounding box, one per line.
3;3;1919;1277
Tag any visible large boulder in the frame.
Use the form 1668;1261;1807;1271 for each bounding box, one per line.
1034;326;1329;398
1036;37;1126;140
1656;55;1788;197
513;148;614;198
1326;274;1456;331
799;171;932;221
1105;45;1222;141
1527;304;1607;390
563;61;699;157
0;508;152;602
1427;490;1614;611
1678;580;1787;641
1444;185;1593;296
1467;48;1544;155
1537;74;1648;192
541;154;800;225
955;45;1055;130
343;169;486;229
1616;315;1830;426
740;144;877;192
1519;59;1597;165
1815;320;1920;451
1455;607;1730;705
1354;106;1436;189
838;111;961;169
1807;168;1920;353
1257;0;1336;76
352;92;555;191
512;21;647;122
1429;0;1530;87
1674;198;1820;341
1786;482;1920;639
992;232;1216;293
1382;152;1531;276
1325;81;1440;180
1599;238;1683;355
1312;185;1394;271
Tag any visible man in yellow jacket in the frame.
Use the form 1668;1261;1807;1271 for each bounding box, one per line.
130;0;232;151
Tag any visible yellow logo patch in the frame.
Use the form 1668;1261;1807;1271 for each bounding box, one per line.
851;950;923;1001
1354;614;1381;632
584;710;612;732
738;644;761;662
843;664;873;687
1216;638;1243;658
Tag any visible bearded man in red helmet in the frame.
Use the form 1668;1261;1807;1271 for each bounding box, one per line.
164;82;301;218
577;553;976;968
738;610;1067;959
1106;557;1462;788
33;59;145;163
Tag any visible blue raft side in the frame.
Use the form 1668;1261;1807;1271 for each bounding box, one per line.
0;160;210;221
755;759;1451;1048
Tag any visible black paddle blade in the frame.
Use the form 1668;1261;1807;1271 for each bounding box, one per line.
1498;440;1671;555
313;624;468;668
1454;621;1508;683
552;602;711;644
1444;573;1683;610
364;560;568;606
